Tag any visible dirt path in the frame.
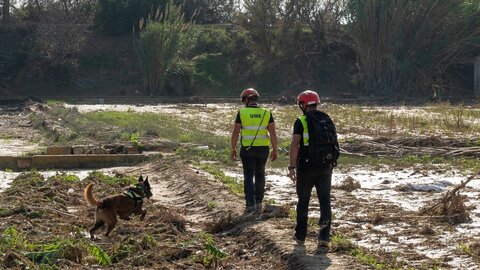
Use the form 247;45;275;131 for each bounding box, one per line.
131;157;364;269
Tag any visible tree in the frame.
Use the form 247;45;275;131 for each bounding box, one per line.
239;0;307;91
180;0;239;23
346;0;480;98
2;0;10;23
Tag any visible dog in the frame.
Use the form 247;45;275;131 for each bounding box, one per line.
84;175;153;239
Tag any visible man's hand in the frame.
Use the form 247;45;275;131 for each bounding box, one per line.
271;149;278;161
288;167;296;182
230;148;237;161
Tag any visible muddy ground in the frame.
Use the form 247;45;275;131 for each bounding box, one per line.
1;103;480;269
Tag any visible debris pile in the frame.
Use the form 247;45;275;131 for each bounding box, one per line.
336;176;361;192
420;173;478;224
0;172;203;269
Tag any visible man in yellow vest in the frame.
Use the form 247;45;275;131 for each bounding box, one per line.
230;88;278;212
288;90;339;253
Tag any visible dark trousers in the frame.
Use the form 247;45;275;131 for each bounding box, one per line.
295;162;332;242
240;146;269;207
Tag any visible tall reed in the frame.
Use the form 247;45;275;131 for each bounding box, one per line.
347;0;480;98
134;2;195;95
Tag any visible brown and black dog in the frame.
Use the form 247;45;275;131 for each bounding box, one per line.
84;175;153;239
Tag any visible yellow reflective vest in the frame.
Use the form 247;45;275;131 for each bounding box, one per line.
298;115;309;146
239;107;271;147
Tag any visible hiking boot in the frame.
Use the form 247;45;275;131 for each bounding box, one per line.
293;234;305;245
244;206;256;214
316;240;329;254
255;202;263;213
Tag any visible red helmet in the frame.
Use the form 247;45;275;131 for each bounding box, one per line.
297;90;320;106
240;88;259;101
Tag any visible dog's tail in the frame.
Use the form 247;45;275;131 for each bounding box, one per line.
84;183;100;207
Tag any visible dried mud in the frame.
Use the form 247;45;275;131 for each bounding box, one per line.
1;103;480;269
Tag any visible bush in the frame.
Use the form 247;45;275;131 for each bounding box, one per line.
347;0;480;98
191;26;251;95
134;3;196;95
94;0;168;35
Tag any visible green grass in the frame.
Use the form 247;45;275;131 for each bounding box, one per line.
198;164;243;196
207;201;217;209
199;232;229;268
0;227;112;267
47;174;80;183
30;103;480;171
84;171;136;186
331;234;403;269
317;103;480;137
32;104;230;147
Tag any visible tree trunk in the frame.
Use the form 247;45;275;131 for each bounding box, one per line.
2;0;10;23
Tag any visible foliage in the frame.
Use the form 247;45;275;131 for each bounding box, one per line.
94;0;168;35
182;0;238;24
0;227;29;252
84;171;136;186
134;2;196;95
192;25;250;95
86;243;112;266
199;164;243;196
48;173;81;183
346;0;480;98
121;131;144;147
3;0;480;98
0;227;111;267
94;0;237;34
13;0;94;85
201;233;229;268
239;0;304;92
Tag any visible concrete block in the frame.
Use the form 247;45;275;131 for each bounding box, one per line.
92;148;107;154
0;156;15;171
31;154;147;169
47;146;72;155
72;146;85;155
16;157;32;170
126;146;140;154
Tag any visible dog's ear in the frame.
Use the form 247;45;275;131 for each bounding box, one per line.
138;175;144;182
145;176;149;183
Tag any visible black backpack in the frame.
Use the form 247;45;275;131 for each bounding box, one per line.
305;111;339;166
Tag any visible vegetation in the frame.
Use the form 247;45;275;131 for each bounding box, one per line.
2;0;479;98
198;164;244;196
29;102;480;173
134;2;196;95
328;233;440;269
347;0;480;98
0;171;225;269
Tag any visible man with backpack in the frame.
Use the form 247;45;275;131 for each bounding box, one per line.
288;90;339;252
231;88;278;213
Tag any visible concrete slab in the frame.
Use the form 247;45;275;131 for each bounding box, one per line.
47;146;72;155
0;154;149;171
0;156;15;171
72;146;85;154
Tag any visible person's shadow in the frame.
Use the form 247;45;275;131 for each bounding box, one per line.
288;243;332;269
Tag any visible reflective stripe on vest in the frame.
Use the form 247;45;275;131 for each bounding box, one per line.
299;115;309;146
239;107;271;147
